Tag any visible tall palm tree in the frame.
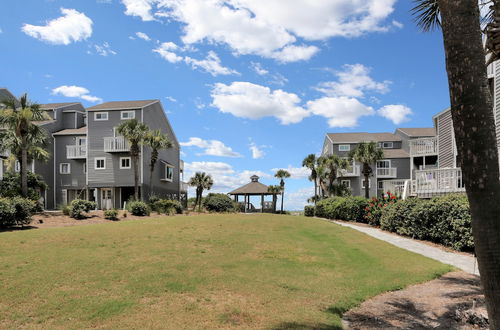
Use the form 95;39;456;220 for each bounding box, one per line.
0;94;48;197
267;185;281;212
348;142;384;199
144;129;173;196
315;158;328;198
302;154;318;204
319;154;350;197
188;172;213;211
274;169;290;213
413;1;500;324
117;119;149;201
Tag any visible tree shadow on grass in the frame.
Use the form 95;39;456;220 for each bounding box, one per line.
271;306;345;330
0;225;37;233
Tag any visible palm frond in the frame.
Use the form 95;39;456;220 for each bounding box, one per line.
411;0;441;32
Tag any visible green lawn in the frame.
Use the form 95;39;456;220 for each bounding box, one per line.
0;214;452;329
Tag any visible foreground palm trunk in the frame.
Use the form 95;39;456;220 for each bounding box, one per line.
21;143;28;197
439;0;500;327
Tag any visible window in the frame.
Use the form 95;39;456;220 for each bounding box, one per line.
76;137;86;146
61;189;67;205
340;180;351;188
378;181;384;189
95;157;106;170
339;144;350;151
15;161;20;172
60;163;71;174
94;112;108;121
120;111;135;120
379;142;393;149
376;160;391;169
362;179;371;188
120;157;131;169
162;163;174;182
83;162;87;174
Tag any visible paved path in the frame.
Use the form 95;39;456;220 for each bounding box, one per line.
327;220;479;275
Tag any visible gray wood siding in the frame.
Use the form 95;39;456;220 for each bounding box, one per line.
494;60;500;147
62;112;76;129
436;110;455;168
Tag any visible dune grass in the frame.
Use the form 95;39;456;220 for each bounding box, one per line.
0;214;452;329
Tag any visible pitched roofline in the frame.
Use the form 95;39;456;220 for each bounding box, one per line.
40;102;80;110
86;100;159;111
432;107;451;120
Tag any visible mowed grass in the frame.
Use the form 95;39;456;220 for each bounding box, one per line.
0;214;452;329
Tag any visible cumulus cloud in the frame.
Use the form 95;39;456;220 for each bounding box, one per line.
284;186;315;211
121;0;396;62
153;42;183;63
251;62;269;76
378;104;413;124
271;165;309;179
136;31;151;41
250;62;288;86
249;142;265;159
317;64;391;98
211;82;309;125
180;137;242;157
22;8;92;45
52;85;102;103
307;96;375;128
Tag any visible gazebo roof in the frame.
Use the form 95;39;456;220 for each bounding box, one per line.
228;175;273;195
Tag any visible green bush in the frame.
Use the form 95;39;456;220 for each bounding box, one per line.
364;192;399;226
314;196;368;222
0;198;16;227
380;198;423;233
0;197;36;227
203;193;235;212
104;209;119;220
69;199;97;220
152;199;182;215
60;204;70;216
304;205;314;217
126;200;150;216
0;172;47;202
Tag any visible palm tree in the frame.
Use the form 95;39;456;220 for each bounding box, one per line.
144;129;173;196
315;158;328;198
302;154;318;204
188;172;213;211
117;119;149;201
274;169;290;213
348;142;384;199
267;185;281;212
413;1;500;324
319;154;350;197
0;94;48;197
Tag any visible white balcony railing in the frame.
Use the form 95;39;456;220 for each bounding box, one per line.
382;179;406;196
409;137;438;156
180;181;189;192
376;167;397;178
414;167;465;195
66;145;86;159
104;137;129;152
337;165;360;177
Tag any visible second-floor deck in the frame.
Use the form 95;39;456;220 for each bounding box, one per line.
337;165;360;177
409;137;438;157
104;137;129;152
66;145;87;159
376;167;397;178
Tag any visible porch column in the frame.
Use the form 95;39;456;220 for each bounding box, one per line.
261;194;264;213
244;195;247;213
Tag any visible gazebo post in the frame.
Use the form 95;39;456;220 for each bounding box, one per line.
261;194;264;213
244;194;247;213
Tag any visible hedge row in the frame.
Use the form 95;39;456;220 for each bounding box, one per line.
203;193;236;212
0;197;38;227
305;194;473;251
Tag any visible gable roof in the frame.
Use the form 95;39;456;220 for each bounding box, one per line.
53;127;87;136
396;127;436;137
383;149;409;159
40;102;80;110
86;100;158;111
327;132;401;143
228;181;271;195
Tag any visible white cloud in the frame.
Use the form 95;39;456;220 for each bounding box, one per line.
153;41;183;63
378;104;413;124
284;186;314;211
22;8;92;45
165;96;177;102
121;0;396;62
249;142;265;159
271;165;309;179
250;62;288;86
251;62;268;76
392;20;403;29
180;137;242;157
307;96;375;128
51;85;102;103
184;51;239;76
93;42;117;56
317;64;391;98
211;81;309;125
136;31;151;41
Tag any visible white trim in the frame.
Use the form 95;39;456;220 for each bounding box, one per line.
120;110;135;120
338;144;350;151
94;112;108;121
120;157;131;169
95;157;106;170
61;189;68;205
376;159;391;168
362;178;371;189
161;163;174;182
379;142;394;149
59;163;71;174
377;180;385;190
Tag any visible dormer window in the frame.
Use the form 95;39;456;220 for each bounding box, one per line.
339;145;350;151
120;111;135;120
379;142;393;149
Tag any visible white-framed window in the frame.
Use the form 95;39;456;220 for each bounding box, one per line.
61;189;68;205
120;157;131;169
362;179;371;189
120;111;135;120
379;142;393;149
162;163;174;182
339;144;350;151
60;163;71;174
95;157;106;170
94;112;108;121
14;161;20;172
376;160;391;169
76;137;86;146
83;162;87;174
378;181;385;189
341;180;351;188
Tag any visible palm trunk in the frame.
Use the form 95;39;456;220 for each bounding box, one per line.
280;187;285;213
198;189;203;212
439;1;500;326
149;168;154;197
364;174;369;199
133;154;139;201
21;139;28;197
313;179;317;205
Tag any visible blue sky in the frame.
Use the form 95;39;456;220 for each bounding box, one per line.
0;0;450;210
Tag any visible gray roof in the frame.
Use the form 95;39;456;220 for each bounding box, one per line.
396;127;436;137
87;100;158;111
383;149;409;159
53;127;87;136
0;88;19;107
40;102;80;110
327;132;401;143
33;120;57;126
229;181;272;195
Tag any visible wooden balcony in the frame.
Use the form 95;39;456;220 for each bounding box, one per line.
382;179;406;196
104;137;129;152
66;145;86;159
414;167;465;197
409;137;438;156
337;165;360;177
376;167;397;178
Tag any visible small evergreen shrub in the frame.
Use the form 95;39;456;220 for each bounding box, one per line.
304;205;315;217
69;199;97;220
60;204;70;216
104;209;119;220
364;192;399;226
335;197;369;222
380;198;423;233
0;197;36;227
0;198;16;227
152;199;182;215
126;200;150;216
203;193;235;212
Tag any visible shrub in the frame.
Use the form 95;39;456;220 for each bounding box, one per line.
153;199;182;215
104;209;119;220
203;193;235;213
60;204;70;216
69;199;97;220
304;205;315;217
126;200;150;216
0;197;36;227
364;192;399;226
0;198;16;227
315;196;368;222
380;198;423;233
0;172;48;202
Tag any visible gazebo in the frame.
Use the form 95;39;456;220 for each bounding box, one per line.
228;175;279;213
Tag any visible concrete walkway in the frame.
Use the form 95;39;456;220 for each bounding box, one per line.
327;219;479;275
